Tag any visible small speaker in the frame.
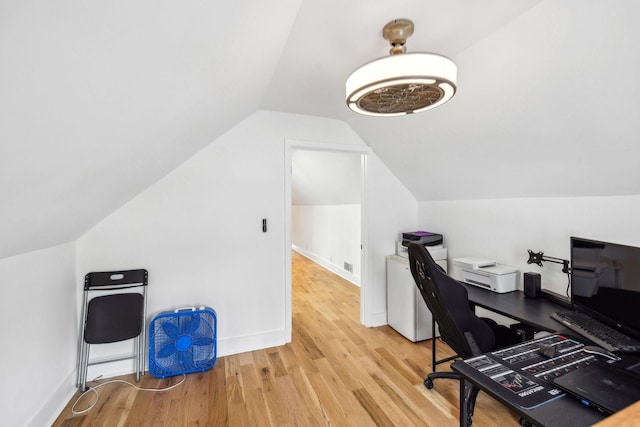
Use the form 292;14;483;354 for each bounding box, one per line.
524;272;541;298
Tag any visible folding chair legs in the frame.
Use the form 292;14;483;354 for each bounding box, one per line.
77;290;90;390
77;340;145;391
78;341;91;391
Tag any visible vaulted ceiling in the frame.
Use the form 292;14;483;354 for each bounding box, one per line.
2;0;639;258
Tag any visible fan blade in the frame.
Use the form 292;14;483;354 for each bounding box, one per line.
192;337;214;347
187;315;201;334
179;348;195;368
157;343;177;358
161;322;180;339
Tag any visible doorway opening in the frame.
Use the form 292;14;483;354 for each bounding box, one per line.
284;140;371;341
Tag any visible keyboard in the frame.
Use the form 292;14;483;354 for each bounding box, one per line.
551;310;640;352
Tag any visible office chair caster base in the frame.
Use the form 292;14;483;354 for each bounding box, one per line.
424;378;434;389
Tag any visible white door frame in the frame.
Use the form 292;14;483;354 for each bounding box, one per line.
284;139;371;341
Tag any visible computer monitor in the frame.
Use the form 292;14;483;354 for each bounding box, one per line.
570;236;640;341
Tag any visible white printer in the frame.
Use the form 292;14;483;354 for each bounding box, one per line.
396;241;448;264
451;257;518;293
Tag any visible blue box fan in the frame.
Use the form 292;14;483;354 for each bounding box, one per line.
149;306;217;378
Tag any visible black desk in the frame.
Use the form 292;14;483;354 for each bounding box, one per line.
448;285;607;426
452;356;605;426
462;283;564;332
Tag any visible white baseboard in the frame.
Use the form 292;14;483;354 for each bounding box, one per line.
367;311;388;327
292;246;361;286
217;328;289;357
28;369;77;427
76;328;289;383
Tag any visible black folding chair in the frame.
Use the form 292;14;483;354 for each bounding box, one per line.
76;269;148;391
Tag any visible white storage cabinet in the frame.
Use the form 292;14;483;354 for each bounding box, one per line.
386;252;446;342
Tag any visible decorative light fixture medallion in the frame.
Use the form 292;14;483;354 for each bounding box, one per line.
346;19;457;116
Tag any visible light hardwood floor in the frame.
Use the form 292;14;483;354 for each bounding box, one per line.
53;252;519;426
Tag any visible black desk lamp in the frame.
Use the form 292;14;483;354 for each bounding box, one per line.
527;249;572;302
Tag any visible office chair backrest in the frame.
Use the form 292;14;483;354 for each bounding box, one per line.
408;243;496;357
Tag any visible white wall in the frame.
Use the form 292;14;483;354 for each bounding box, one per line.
77;110;418;379
366;153;419;324
290;148;363;284
292;204;361;284
418;196;640;297
1;243;77;427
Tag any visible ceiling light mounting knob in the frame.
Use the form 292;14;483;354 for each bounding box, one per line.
383;19;414;55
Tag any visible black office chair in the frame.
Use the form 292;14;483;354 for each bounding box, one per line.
408;243;521;421
76;269;148;391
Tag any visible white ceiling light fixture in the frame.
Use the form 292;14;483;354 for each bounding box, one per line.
346;19;457;116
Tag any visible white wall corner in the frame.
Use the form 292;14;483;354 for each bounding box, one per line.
27;369;77;427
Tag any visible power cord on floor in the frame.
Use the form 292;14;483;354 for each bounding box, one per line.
72;374;187;416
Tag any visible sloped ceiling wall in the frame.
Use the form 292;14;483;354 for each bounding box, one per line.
347;1;640;201
2;0;639;259
0;0;302;258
